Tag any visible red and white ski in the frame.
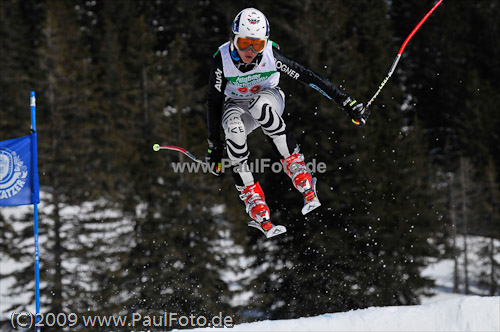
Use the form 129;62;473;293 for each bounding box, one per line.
248;220;287;239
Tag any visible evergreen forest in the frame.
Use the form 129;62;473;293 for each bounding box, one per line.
1;0;499;329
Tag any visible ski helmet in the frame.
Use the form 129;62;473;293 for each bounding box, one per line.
231;8;270;53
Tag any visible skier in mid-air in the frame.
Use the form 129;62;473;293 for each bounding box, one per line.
205;8;370;237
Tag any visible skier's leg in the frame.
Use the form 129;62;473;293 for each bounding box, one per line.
281;152;321;214
247;88;321;214
247;88;297;158
222;100;253;187
222;100;271;223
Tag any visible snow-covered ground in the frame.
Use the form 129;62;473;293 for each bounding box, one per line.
182;235;500;331
420;236;498;301
181;296;499;331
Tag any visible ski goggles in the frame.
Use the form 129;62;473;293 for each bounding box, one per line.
234;36;267;53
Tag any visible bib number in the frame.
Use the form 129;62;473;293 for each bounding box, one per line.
238;85;261;95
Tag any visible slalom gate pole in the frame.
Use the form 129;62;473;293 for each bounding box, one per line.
152;144;220;176
31;91;41;332
365;0;443;108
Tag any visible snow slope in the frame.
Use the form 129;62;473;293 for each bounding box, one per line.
183;296;499;331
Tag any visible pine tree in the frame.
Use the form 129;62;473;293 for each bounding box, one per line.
36;0;104;315
79;1;236;318
0;2;42;327
0;0;37;138
0;0;101;320
475;158;500;295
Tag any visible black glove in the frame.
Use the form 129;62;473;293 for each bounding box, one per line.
206;138;224;175
342;97;371;126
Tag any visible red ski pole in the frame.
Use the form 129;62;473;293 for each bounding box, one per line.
365;0;443;109
153;144;220;176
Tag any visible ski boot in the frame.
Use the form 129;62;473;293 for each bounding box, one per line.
281;153;321;215
238;182;286;238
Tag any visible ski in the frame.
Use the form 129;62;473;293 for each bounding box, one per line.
301;177;321;215
248;220;287;239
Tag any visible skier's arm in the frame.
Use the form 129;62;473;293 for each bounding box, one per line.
272;46;370;125
206;50;227;142
205;50;226;174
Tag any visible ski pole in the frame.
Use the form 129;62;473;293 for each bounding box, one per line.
152;144;220;176
365;0;443;109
